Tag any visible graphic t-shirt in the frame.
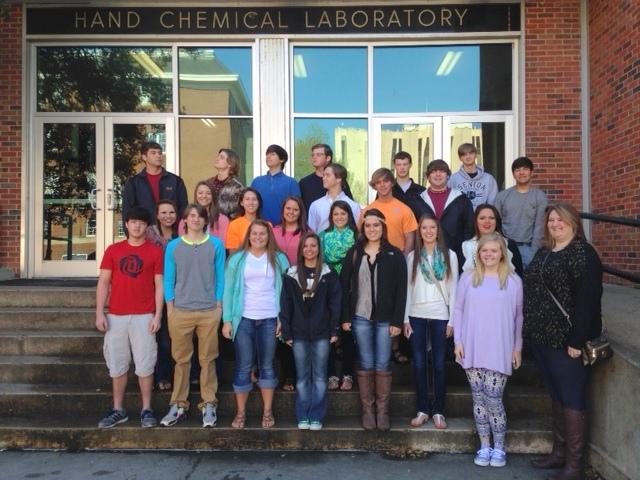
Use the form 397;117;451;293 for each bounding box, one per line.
100;240;163;315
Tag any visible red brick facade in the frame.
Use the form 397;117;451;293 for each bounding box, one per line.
0;3;22;276
524;0;583;206
589;0;640;284
0;1;637;281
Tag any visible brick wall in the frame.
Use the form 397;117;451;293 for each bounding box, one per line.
589;0;640;285
0;3;22;276
524;0;583;206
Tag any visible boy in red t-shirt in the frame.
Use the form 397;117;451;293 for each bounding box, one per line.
96;206;164;428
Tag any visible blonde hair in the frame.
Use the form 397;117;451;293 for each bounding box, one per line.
543;202;585;249
472;232;512;289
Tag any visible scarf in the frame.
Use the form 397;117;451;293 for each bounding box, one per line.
419;247;446;284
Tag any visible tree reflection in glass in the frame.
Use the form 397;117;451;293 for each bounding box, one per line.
37;47;172;112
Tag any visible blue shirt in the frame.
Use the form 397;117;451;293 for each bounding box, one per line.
251;171;301;225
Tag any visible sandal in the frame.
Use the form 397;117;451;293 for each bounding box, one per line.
231;412;246;429
261;410;275;429
433;413;448;430
339;375;353;391
328;376;340;391
410;412;429;427
281;379;295;392
392;349;409;364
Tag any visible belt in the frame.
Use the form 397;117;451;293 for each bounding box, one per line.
515;241;532;247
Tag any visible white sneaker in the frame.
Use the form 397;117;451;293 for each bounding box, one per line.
202;404;217;428
474;447;492;467
160;405;186;427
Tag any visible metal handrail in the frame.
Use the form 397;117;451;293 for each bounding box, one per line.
581;212;640;284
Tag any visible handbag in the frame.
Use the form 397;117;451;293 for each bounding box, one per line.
540;253;613;367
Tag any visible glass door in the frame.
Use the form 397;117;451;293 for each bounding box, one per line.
34;118;105;276
372;117;442;200
105;117;174;246
34;117;173;277
443;115;514;189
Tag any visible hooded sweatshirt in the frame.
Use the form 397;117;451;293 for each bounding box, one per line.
448;165;498;210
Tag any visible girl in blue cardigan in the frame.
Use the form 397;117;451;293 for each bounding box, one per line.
222;219;289;429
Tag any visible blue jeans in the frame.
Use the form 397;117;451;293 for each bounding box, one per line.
351;315;392;372
293;339;330;423
232;317;278;393
408;317;448;415
518;244;536;270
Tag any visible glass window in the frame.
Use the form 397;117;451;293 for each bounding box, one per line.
178;47;253;115
179;118;253;195
294;118;368;205
450;122;505;188
374;44;512;112
37;47;172;112
112;123;167;243
42;123;97;261
380;123;435;185
293;47;367;113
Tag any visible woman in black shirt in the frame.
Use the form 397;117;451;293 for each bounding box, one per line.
523;202;603;480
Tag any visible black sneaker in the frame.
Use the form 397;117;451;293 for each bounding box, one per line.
98;408;128;429
140;409;157;428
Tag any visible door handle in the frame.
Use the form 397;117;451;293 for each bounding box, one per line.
90;188;101;211
106;188;120;211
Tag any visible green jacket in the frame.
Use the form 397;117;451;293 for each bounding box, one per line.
222;250;289;340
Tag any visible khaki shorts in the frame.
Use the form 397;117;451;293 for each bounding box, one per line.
103;313;157;378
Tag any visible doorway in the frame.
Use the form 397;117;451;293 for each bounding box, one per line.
33;116;173;277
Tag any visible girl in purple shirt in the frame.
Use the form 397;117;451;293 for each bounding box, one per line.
453;232;523;468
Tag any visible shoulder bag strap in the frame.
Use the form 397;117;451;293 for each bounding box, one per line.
540;252;572;328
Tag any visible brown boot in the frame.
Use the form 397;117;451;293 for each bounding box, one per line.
357;370;376;430
549;409;586;480
532;400;566;469
375;370;392;431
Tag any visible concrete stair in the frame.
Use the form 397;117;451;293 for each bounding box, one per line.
0;284;553;452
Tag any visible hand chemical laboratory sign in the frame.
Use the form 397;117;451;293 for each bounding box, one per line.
27;5;520;35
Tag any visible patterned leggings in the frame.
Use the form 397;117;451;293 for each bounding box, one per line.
465;368;508;451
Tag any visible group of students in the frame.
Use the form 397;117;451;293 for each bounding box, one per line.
98;140;602;479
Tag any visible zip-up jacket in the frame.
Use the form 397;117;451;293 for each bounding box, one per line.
340;244;407;328
279;264;342;342
122;168;188;222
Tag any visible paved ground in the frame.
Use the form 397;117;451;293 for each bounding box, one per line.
0;451;603;480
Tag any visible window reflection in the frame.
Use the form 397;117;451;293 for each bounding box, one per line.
294;118;368;205
37;47;172;112
112;124;166;243
179;118;253;195
293;47;367;113
178;47;253;115
374;44;511;112
380;123;435;185
42;123;96;261
450;122;505;189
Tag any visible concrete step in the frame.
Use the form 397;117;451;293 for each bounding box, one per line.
0;415;552;453
0;383;550;418
0;286;96;308
0;308;96;330
0;330;103;355
0;355;543;387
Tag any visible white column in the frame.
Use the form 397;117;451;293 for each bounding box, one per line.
257;37;289;176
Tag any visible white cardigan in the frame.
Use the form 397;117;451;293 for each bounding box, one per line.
404;249;458;326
